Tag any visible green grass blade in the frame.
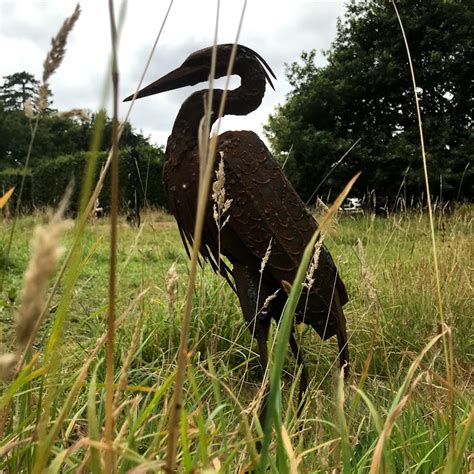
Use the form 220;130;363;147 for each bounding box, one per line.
132;371;175;432
180;407;193;473
445;406;474;474
46;449;70;474
259;174;360;473
352;387;383;435
337;368;351;474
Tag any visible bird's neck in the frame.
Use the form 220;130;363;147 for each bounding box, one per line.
169;73;266;151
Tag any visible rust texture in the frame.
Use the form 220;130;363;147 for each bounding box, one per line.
124;44;349;399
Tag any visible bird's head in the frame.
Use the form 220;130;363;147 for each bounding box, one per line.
123;44;275;102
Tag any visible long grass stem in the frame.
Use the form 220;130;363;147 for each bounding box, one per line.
391;1;454;460
104;0;121;469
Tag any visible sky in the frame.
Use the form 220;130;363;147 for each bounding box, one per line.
0;0;348;147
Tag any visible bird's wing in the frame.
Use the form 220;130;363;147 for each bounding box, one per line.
217;130;315;273
216;130;348;311
163;129;348;329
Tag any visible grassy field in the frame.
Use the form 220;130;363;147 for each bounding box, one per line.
0;207;472;472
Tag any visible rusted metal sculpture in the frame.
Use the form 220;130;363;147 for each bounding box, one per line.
124;44;349;401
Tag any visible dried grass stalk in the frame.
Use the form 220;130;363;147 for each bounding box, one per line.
165;263;178;318
114;311;144;406
42;4;81;84
115;395;141;445
281;425;299;473
304;236;324;290
1;4;81;298
357;238;378;306
15;208;70;351
32;289;149;474
260;239;273;274
212;152;233;230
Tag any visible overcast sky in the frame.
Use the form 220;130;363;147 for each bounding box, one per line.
0;0;347;147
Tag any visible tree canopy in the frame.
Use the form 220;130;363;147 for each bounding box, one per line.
264;0;473;205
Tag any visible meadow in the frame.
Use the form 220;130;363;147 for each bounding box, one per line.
1;2;473;472
0;206;472;472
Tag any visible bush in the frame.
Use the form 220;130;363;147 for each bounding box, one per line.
32;147;166;213
33;152;107;213
120;144;167;210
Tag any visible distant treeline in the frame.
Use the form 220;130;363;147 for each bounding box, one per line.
0;72;166;213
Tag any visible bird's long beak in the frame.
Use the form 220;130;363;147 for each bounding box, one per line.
123;64;208;102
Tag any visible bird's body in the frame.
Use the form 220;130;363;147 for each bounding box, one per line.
125;44;349;400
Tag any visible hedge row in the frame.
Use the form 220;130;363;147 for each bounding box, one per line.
1;146;167;213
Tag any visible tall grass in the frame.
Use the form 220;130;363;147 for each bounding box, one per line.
1;208;472;471
103;0;120;469
0;1;472;473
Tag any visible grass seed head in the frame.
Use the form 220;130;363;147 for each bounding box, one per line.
212;152;233;229
36;3;80;113
0;353;17;382
261;289;280;313
15;202;70;351
23;98;34;119
166;262;179;318
260;238;273;274
42;3;81;84
55;108;91;122
305;236;324;290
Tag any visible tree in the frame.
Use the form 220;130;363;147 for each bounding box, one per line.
0;72;52;112
264;0;473;204
0;72;59;168
0;106;87;169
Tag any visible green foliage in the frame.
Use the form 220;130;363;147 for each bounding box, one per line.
0;72;41;111
32;148;166;212
265;0;473;203
32;152;105;211
0;107;83;170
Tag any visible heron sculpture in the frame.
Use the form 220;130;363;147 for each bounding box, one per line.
124;44;349;404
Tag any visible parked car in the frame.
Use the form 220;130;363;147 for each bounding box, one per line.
341;197;363;214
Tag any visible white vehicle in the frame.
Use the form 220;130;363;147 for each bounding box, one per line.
341;197;363;214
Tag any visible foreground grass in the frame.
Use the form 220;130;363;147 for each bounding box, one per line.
0;207;472;472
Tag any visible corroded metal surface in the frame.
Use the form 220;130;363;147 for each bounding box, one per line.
125;44;349;390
